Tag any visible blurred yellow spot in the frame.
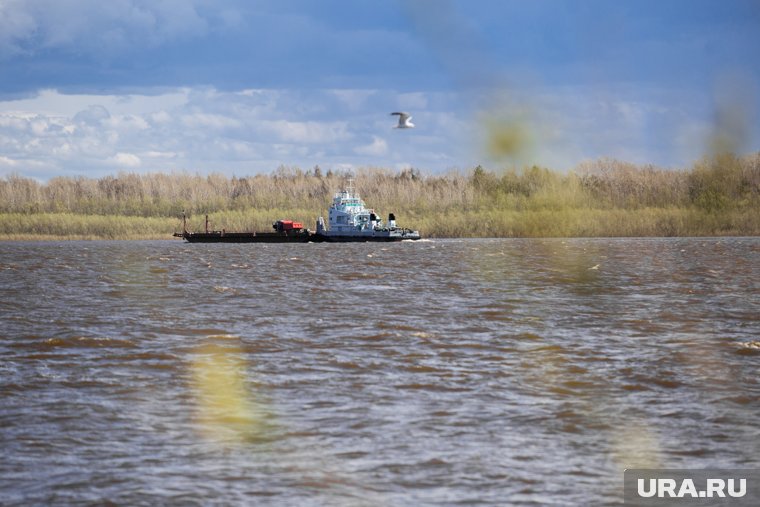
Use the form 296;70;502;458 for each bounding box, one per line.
610;422;663;471
708;72;755;157
190;342;270;444
486;118;531;160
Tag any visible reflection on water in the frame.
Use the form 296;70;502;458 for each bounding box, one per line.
1;238;759;505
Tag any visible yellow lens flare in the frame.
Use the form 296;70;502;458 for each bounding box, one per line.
475;93;551;176
485;117;533;162
189;340;271;444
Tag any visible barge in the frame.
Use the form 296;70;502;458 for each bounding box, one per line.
174;217;313;243
173;181;421;243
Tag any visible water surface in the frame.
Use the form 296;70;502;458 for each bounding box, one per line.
1;238;759;505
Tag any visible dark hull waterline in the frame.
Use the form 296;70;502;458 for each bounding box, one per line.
174;232;420;243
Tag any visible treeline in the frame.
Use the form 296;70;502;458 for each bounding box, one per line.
0;166;472;217
1;153;759;238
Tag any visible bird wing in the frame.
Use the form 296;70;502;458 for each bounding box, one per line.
391;112;410;127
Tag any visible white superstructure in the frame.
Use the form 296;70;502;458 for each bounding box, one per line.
315;180;420;241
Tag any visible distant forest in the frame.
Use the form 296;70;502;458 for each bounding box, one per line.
1;153;759;238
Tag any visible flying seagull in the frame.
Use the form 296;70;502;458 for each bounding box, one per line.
391;112;414;129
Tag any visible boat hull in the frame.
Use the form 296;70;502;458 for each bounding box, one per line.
174;231;421;243
316;232;421;242
175;232;314;243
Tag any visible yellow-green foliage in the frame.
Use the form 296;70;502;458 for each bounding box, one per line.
1;154;759;239
0;213;176;240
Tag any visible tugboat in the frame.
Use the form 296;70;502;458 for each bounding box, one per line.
314;181;421;242
173;180;421;243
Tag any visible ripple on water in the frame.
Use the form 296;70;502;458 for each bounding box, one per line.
1;238;759;506
10;335;138;351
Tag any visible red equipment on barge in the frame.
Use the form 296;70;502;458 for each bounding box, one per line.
173;213;316;243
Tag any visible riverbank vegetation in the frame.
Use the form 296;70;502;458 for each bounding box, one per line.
1;153;759;239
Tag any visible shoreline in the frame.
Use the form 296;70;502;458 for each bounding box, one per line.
3;232;760;242
2;206;759;240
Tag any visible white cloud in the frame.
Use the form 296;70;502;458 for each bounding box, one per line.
109;152;142;167
0;155;18;167
149;111;172;124
73;105;110;125
0;87;374;176
331;89;377;111
0;89;190;117
266;120;351;144
0;86;508;177
0;83;739;180
106;115;150;131
142;150;177;159
354;136;388;156
180;113;242;130
397;92;429;111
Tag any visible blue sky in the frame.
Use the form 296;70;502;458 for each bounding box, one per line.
0;0;758;179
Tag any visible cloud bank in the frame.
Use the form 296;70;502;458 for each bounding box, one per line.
0;84;729;180
0;87;477;178
0;1;758;179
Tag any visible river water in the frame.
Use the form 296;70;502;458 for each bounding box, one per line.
1;238;759;505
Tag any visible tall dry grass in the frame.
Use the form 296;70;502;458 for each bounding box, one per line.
1;153;759;239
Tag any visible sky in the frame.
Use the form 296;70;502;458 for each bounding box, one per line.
0;0;759;180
